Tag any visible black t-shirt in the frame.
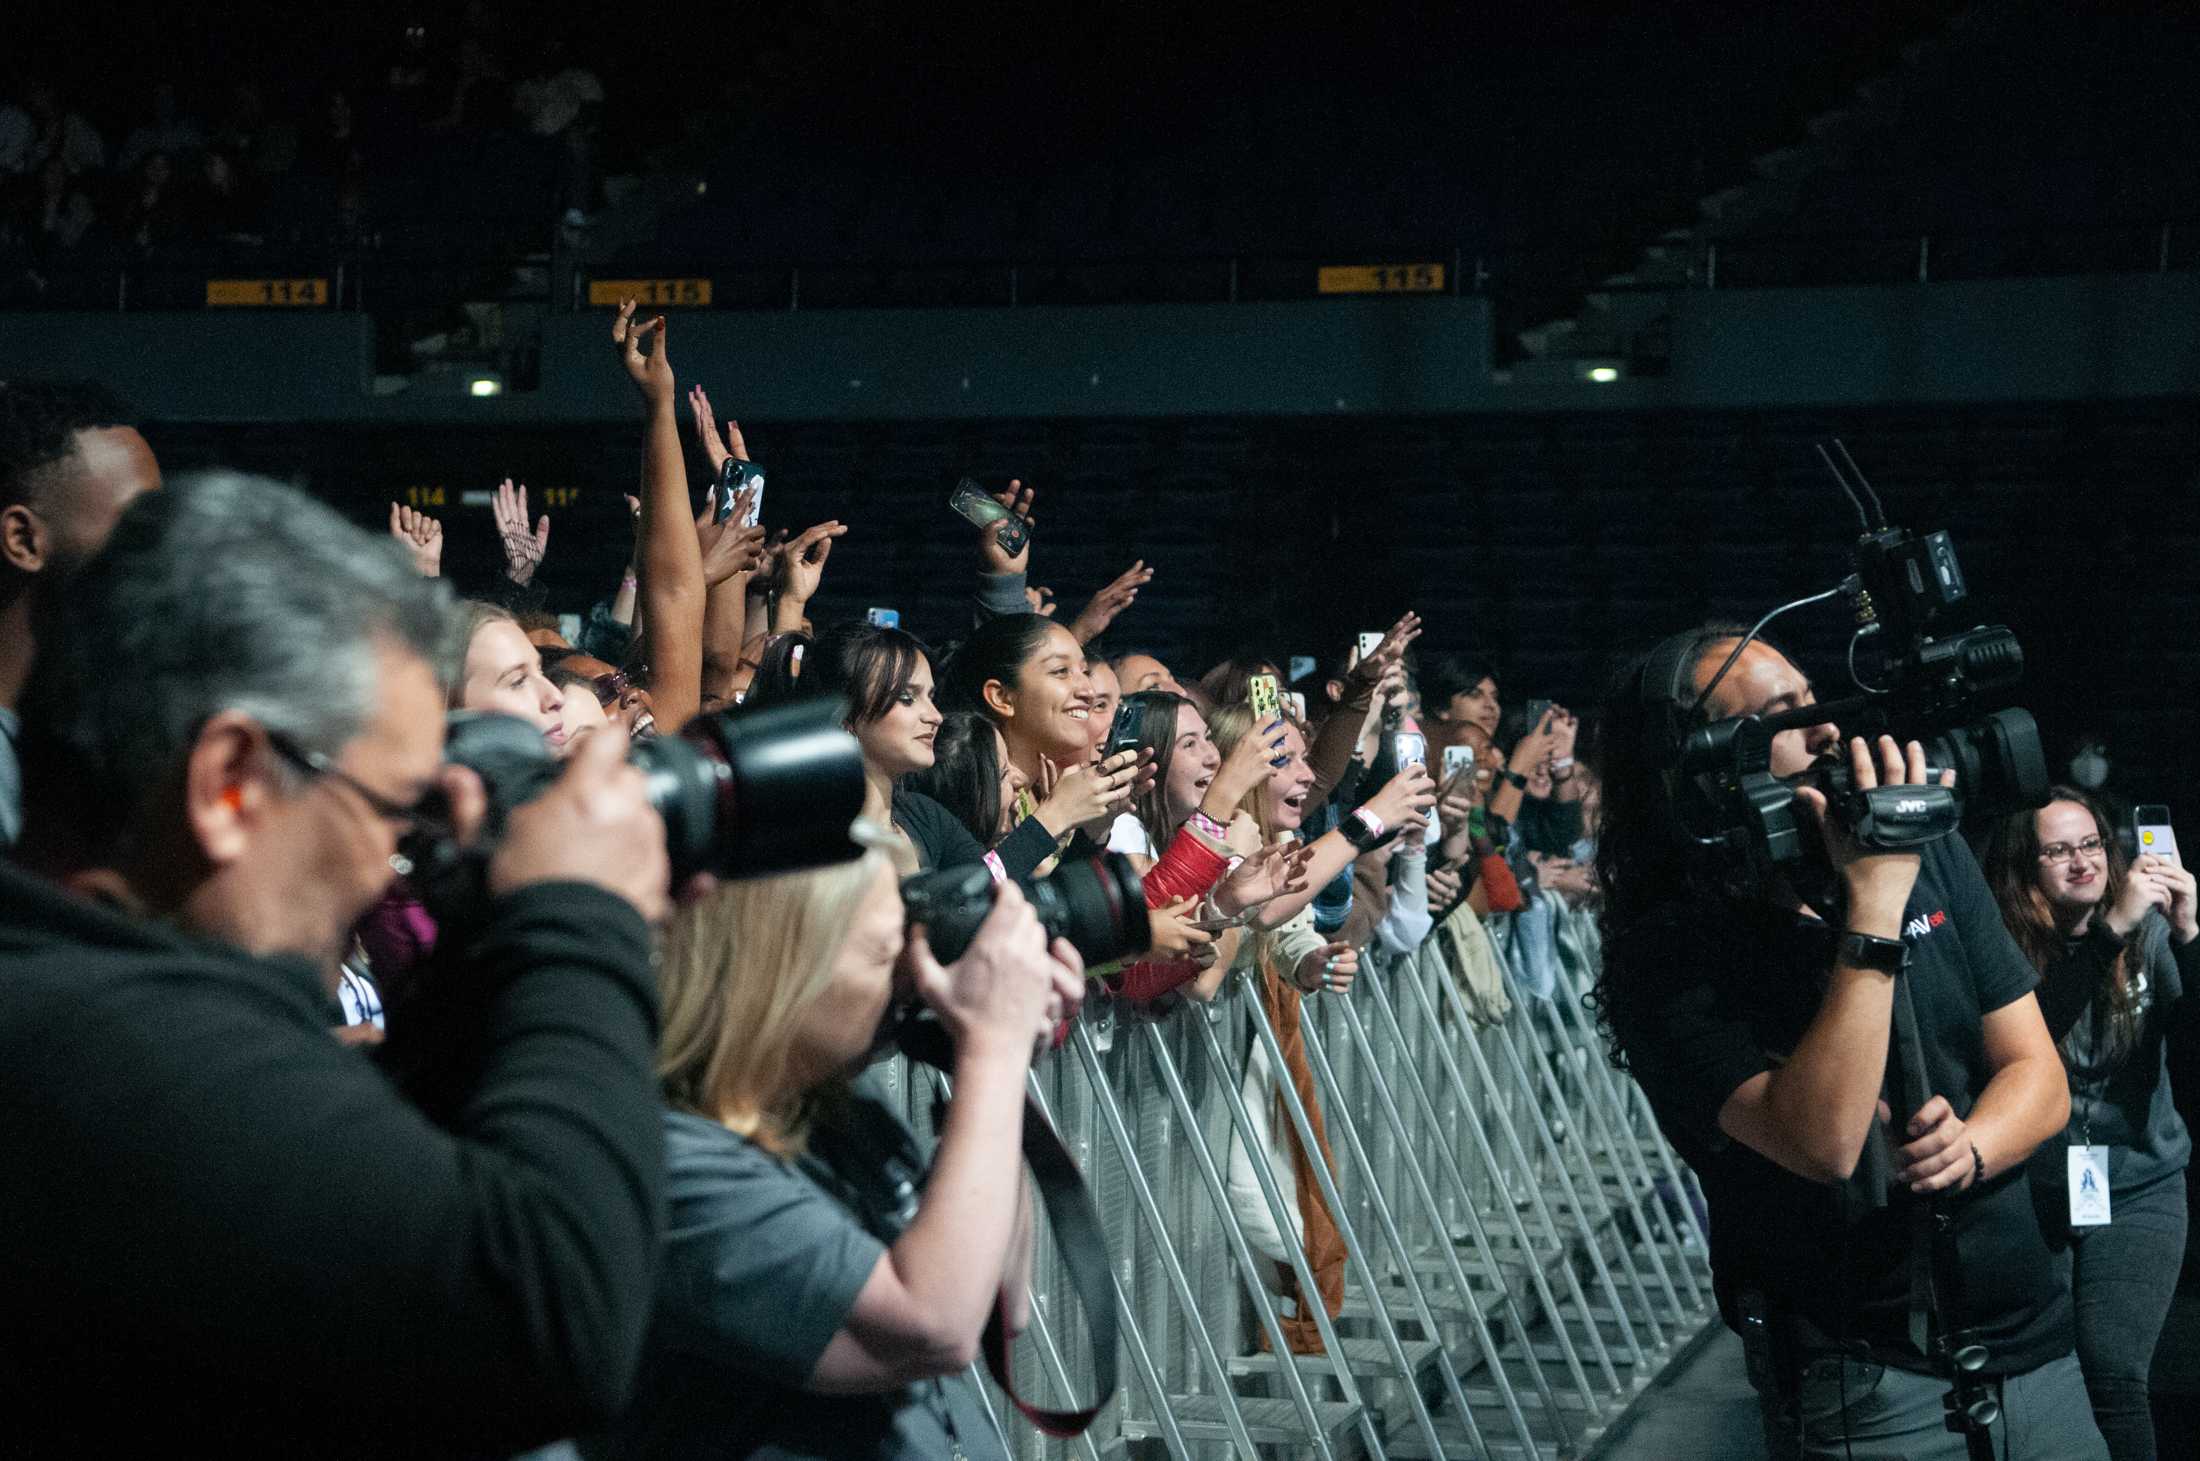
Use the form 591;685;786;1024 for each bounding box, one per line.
1606;836;2073;1375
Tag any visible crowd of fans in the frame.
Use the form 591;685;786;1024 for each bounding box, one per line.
0;21;605;302
0;301;2186;1459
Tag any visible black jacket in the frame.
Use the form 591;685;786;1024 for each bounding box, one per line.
0;859;663;1456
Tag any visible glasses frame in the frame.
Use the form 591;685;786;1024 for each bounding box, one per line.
264;729;445;841
2036;833;2107;866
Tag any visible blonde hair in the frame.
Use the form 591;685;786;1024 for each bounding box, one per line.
1205;699;1309;839
658;826;900;1154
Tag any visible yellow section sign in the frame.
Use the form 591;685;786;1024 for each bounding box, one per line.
587;278;713;307
1317;264;1445;295
205;278;329;307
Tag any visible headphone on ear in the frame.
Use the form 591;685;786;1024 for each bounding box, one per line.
1633;627;1735;856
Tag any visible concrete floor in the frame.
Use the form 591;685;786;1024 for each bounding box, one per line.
1587;1322;1767;1461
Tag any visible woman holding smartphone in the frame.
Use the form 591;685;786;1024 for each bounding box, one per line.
1983;786;2200;1461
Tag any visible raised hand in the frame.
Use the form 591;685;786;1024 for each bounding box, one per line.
1214;840;1316;918
612;299;674;406
777;520;848;606
1026;585;1058;617
387;501;442;578
686;383;747;472
1204;716;1290;821
1067;560;1154;645
491;478;550;586
980;478;1036;576
1033;749;1140;837
1363;761;1439;831
1349;611;1423;688
695;486;768;586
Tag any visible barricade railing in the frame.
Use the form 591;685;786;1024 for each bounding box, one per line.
880;888;1716;1460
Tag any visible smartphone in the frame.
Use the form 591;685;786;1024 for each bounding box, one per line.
949;477;1031;556
1393;730;1428;769
865;607;901;629
1357;631;1384;662
1102;699;1144;760
717;456;765;525
2136;804;2180;864
1443;744;1475;784
1522;698;1554;731
1248;672;1281;725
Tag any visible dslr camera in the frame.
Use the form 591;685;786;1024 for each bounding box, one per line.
403;697;870;918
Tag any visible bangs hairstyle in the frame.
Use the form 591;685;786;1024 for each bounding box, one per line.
807;619;932;726
658;827;899;1156
1981;785;2142;1063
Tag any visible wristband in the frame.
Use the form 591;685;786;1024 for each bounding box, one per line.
1550;756;1574;771
1186;810;1229;844
1835;930;1909;976
1500;769;1529;790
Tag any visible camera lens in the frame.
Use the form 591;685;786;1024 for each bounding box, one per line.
657;698;869;881
901;853;1150;969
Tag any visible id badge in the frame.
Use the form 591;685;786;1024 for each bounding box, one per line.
2067;1144;2112;1227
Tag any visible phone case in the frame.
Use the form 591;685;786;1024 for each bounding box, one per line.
1248;673;1281;723
2137;812;2181;864
949;478;1030;556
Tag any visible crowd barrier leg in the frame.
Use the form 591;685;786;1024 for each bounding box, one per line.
1068;1023;1261;1459
1142;1021;1375;1461
1486;979;1670;1362
1022;1063;1191;1461
1532;966;1711;1309
1357;959;1604;1432
1418;952;1651;1383
1511;988;1691;1329
1544;962;1713;1259
1326;980;1558;1457
1393;949;1624;1406
1228;968;1458;1460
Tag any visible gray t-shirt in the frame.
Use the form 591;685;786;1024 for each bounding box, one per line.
0;704;20;848
599;1086;1009;1461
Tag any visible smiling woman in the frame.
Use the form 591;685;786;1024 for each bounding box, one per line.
943;613;1096;785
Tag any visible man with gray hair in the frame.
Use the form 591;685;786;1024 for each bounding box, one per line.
1;472;675;1454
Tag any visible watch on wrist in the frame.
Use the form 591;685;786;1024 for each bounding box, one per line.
1500;769;1529;790
1836;930;1909;976
1341;809;1386;852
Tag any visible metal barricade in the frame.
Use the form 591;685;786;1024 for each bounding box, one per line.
908;891;1717;1461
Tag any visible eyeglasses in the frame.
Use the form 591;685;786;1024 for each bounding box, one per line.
265;730;445;840
2037;834;2106;866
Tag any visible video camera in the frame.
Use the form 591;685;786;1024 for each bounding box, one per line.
403;697;870;919
1652;441;2048;887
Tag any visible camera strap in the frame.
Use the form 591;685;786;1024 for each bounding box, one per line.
898;1020;1120;1438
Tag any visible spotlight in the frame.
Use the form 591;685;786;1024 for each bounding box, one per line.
1586;366;1619;384
468;376;504;398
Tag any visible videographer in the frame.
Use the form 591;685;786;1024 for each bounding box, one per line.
606;835;1084;1460
1591;625;2101;1459
1;472;673;1455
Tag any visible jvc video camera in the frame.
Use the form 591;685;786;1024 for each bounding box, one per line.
1655;443;2048;886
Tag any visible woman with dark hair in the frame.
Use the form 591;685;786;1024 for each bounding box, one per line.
1982;785;2199;1461
1099;690;1308;1003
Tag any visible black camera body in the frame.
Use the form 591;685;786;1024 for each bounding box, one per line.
404;697;869;921
1653;471;2049;888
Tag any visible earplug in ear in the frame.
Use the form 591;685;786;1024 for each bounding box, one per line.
220;786;245;814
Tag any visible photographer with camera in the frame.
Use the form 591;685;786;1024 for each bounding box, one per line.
610;835;1085;1460
0;473;675;1454
1592;625;2101;1460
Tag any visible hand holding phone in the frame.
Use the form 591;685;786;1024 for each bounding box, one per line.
1248;673;1282;725
950;477;1032;559
717;456;765;525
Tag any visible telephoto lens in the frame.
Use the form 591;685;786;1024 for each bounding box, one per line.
901;854;1151;968
409;698;869;916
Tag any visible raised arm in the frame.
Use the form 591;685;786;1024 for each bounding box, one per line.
612;301;706;730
